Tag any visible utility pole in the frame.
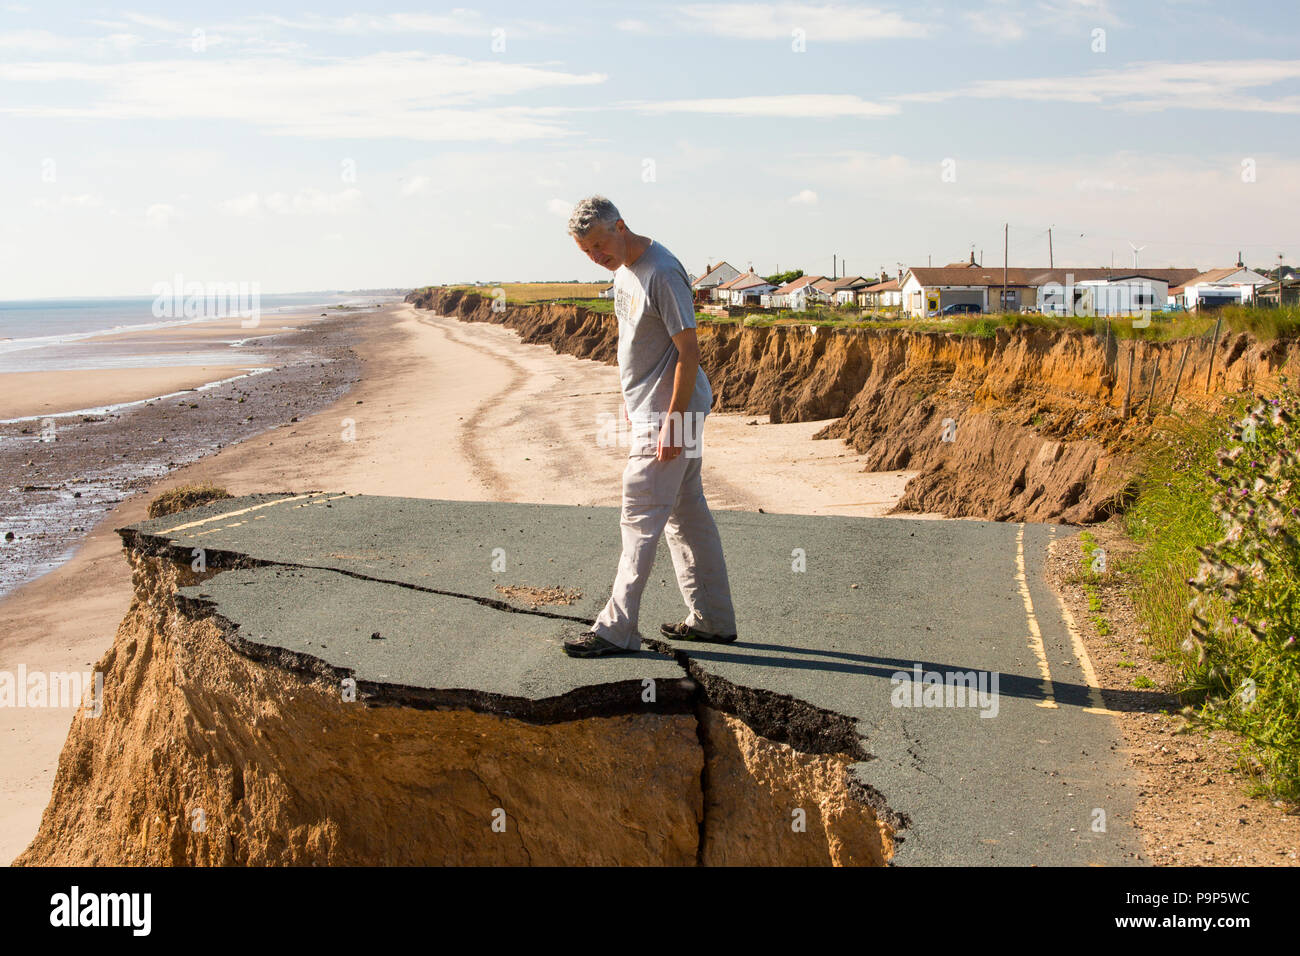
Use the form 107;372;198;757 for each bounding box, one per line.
1002;223;1008;313
833;254;836;278
1048;227;1054;269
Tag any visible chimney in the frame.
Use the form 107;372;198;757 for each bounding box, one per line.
970;250;976;266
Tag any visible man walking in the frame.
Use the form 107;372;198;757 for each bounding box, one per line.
563;196;738;657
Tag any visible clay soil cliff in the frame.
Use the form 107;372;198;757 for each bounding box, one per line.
409;286;1299;524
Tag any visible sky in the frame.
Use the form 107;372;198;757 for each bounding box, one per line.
1;0;1298;296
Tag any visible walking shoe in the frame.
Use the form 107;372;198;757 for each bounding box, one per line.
660;620;737;644
563;631;637;657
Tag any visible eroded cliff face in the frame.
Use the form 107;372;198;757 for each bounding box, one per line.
407;287;1300;523
15;549;892;866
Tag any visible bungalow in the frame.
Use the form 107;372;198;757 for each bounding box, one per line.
828;275;873;306
766;275;824;309
901;263;1200;317
691;261;741;303
858;277;901;309
790;279;833;311
1172;267;1271;310
1043;274;1169;317
715;271;775;306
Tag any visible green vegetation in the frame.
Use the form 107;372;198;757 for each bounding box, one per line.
764;269;805;285
1077;531;1114;638
1125;381;1300;801
547;296;614;313
695;303;1300;343
445;282;609;304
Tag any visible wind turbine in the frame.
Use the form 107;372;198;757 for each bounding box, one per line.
1128;241;1147;270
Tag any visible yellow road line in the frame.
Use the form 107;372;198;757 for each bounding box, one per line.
159;492;325;534
1016;523;1058;709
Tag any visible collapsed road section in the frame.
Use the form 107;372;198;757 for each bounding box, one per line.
17;492;1143;865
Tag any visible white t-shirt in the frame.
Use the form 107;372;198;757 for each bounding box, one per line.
613;239;713;454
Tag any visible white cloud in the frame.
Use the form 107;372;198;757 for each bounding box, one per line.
120;12;187;33
546;198;573;217
788;189;818;204
676;3;928;40
633;93;898;118
145;202;178;227
0;52;606;142
0;28;143;55
616;19;653;33
246;12;565;38
399;176;431;197
32;193;105;209
900;59;1300;113
224;188;363;217
961;0;1122;41
220;193;262;218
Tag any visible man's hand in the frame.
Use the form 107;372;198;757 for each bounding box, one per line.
656;412;683;462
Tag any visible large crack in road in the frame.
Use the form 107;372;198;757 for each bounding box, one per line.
17;492;1146;865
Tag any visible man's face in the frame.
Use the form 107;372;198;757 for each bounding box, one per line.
574;220;627;272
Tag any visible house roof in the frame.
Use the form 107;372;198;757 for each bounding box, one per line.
905;266;1200;289
811;277;840;293
862;278;900;293
831;275;872;290
773;275;824;294
717;271;770;291
1184;267;1271;287
693;261;739;287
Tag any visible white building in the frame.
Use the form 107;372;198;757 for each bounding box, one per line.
1039;274;1168;317
901;263;1200;317
765;275;823;309
1173;267;1271;310
716;271;775;306
691;262;741;302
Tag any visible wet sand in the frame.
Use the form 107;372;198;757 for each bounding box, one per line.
1;366;259;421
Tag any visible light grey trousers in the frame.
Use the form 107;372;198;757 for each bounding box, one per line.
591;445;737;650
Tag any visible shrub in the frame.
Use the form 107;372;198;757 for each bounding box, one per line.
1180;378;1300;800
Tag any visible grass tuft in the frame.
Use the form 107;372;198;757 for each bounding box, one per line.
147;483;233;519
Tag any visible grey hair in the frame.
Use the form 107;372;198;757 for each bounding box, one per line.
567;195;621;238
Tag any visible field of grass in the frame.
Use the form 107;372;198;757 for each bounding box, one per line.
446;282;608;304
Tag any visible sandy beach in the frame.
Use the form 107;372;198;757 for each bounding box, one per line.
0;300;922;863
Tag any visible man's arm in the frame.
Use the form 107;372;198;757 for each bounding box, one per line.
658;327;699;461
648;259;702;461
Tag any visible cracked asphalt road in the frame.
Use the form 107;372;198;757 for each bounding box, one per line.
121;491;1151;865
